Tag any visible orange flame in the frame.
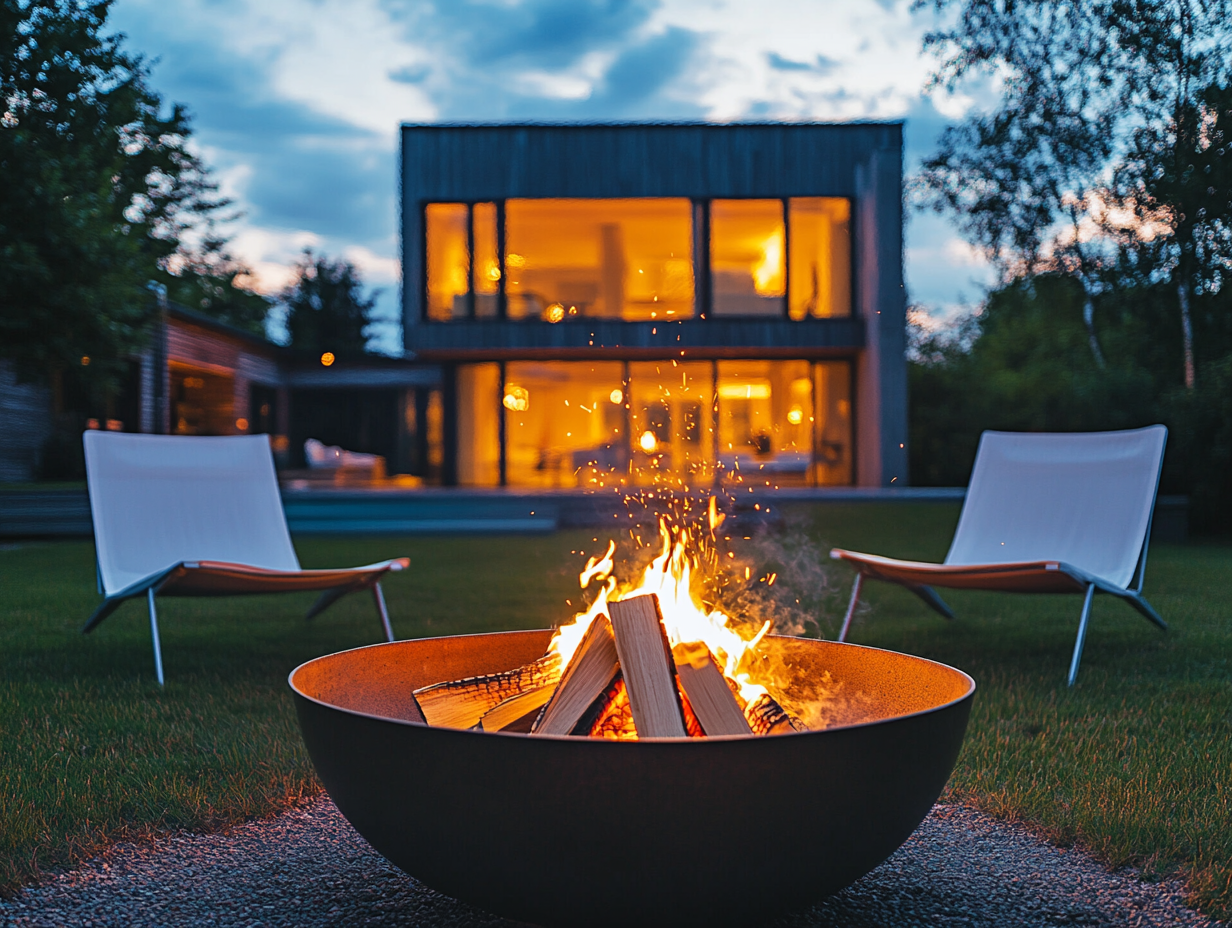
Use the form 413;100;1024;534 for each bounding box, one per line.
548;502;769;705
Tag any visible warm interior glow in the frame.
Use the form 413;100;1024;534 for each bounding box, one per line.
505;198;693;321
711;199;785;316
787;406;804;425
503;384;529;412
609;388;624;404
639;430;659;453
320;352;335;367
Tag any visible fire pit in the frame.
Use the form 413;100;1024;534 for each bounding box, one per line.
290;630;974;927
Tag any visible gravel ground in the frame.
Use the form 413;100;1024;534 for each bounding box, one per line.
1;797;1223;928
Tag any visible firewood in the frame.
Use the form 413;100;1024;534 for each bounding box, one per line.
608;594;687;739
744;692;809;736
677;683;706;738
532;615;620;736
414;654;561;729
583;675;638;740
479;684;556;733
672;641;752;737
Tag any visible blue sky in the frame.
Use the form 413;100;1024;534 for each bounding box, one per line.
110;0;995;351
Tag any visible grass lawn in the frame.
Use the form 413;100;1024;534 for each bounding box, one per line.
1;503;1229;919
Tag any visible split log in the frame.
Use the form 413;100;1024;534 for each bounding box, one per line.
414;654;561;730
744;692;809;736
479;684;556;733
677;684;706;738
608;595;687;739
672;641;752;737
532;615;620;737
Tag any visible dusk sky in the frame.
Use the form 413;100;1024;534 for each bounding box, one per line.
110;0;996;351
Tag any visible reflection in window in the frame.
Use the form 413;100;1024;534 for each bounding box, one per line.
710;200;785;317
504;199;693;321
505;362;626;487
425;203;468;321
789;198;851;319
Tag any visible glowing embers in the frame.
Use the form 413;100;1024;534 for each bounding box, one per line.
411;505;808;740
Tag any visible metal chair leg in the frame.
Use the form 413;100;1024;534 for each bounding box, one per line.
838;573;863;642
372;582;394;643
1067;583;1097;687
148;588;165;687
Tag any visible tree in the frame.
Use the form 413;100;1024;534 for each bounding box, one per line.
0;0;268;389
914;0;1232;380
281;251;377;356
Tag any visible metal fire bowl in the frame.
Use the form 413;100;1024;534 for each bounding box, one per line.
289;631;975;928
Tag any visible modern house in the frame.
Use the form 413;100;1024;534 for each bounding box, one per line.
400;122;907;489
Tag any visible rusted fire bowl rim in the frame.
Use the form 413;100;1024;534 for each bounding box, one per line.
290;630;975;928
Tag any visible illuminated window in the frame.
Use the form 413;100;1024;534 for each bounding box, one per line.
627;361;715;486
505;199;693;321
813;361;853;484
710;200;785;317
789;198;851;319
505;362;626;487
472;202;499;317
426;203;468;321
457;364;500;486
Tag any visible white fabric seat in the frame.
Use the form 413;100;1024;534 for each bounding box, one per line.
831;427;1168;685
84;432;408;684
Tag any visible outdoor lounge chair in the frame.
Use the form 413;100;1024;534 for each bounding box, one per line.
830;426;1169;685
83;431;409;685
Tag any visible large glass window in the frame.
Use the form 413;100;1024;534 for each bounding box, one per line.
425;203;468;321
813;361;853;484
716;360;811;484
457;364;500;486
789;198;851;319
710;200;786;316
628;361;716;487
505;199;693;321
492;360;852;488
505;362;626;487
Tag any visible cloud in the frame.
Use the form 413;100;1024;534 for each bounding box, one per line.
382;0;656;70
765;52;838;75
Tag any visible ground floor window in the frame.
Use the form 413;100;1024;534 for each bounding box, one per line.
455;359;853;488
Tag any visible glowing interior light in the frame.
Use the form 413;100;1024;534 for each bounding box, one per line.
503;385;529;412
609;389;624;404
753;231;784;295
235;418;249;431
639;430;659;453
506;253;526;268
486;262;501;281
545;303;565;323
320;352;335;367
787;406;804;425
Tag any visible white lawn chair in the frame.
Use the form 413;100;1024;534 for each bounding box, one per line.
83;432;409;685
831;426;1168;685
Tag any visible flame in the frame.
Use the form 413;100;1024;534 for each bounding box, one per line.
548;503;769;706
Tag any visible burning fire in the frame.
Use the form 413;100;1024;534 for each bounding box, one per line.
548;496;772;706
